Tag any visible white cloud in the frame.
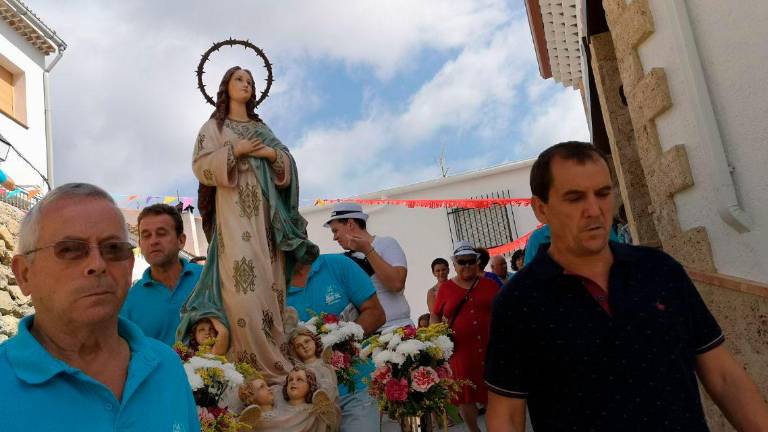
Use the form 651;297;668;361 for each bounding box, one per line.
27;0;588;204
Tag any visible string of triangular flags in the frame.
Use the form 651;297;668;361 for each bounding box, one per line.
113;194;195;210
314;197;532;209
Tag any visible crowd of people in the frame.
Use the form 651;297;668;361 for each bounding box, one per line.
0;62;766;432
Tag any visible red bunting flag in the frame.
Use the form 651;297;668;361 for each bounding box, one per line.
314;197;531;209
488;224;543;256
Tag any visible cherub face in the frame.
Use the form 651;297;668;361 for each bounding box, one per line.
249;378;274;407
286;370;310;402
292;334;317;362
195;321;217;345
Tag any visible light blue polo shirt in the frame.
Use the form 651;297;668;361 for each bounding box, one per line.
0;315;200;432
524;224;620;265
120;258;203;346
287;253;376;397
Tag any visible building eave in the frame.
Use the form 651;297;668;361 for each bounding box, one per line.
0;0;65;56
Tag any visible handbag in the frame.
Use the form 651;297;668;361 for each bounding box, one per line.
440;277;480;340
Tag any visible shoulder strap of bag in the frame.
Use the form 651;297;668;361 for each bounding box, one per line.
447;277;480;330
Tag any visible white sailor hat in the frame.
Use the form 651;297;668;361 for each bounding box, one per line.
324;202;369;227
452;240;479;258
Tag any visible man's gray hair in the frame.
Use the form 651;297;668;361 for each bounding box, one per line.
16;183;127;256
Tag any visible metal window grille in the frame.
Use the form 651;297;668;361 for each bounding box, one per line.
446;189;520;251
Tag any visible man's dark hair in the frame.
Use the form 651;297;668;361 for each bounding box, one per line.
510;249;525;271
530;141;609;203
138;203;184;236
336;217;366;230
475;247;491;270
430;257;449;271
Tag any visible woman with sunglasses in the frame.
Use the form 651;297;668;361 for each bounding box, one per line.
430;240;500;432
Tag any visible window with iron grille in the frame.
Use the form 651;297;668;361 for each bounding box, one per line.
446;190;520;250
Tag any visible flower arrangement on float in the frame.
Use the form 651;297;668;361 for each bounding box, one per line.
174;341;254;432
360;323;464;426
301;311;365;392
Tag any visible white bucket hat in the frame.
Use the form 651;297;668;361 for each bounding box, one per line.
324;202;369;227
452;240;479;258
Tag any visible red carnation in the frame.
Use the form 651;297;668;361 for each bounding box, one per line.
402;325;417;339
323;314;339;324
384;378;409;402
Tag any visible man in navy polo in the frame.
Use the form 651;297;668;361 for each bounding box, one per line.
485;142;768;431
288;253;385;432
1;183;198;431
120;204;203;345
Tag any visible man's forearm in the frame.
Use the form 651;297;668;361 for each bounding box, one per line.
707;371;768;430
366;250;406;292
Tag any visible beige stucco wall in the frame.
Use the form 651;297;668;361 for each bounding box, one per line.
300;160;539;322
638;0;768;283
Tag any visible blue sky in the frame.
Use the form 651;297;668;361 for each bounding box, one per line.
31;0;589;209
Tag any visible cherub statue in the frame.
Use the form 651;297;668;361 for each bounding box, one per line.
288;328;338;401
185;317;222;354
240;365;340;432
239;375;279;428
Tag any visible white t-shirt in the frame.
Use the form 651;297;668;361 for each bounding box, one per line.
351;236;411;331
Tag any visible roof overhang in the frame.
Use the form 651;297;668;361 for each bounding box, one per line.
524;0;584;89
0;0;62;56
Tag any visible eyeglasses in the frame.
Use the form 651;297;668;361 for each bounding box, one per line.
455;258;478;267
23;240;135;261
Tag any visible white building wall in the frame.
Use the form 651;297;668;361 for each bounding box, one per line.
301;160;539;323
638;0;768;283
0;20;49;190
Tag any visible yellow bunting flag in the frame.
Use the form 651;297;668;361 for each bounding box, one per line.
163;196;176;204
127;194;138;201
27;189;40;199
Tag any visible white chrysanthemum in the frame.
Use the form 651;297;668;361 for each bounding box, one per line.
373;349;406;367
395;339;427;359
184;364;204;390
221;363;244;387
387;333;402;350
434;335;454;359
378;333;393;344
301;323;318;334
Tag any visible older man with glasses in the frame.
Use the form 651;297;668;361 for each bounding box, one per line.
0;183;199;431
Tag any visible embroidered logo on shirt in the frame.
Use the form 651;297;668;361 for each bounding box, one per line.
655;301;667;311
325;287;342;305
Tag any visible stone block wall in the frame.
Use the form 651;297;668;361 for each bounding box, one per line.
0;201;32;343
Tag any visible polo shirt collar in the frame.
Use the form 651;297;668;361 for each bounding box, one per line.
288;255;328;295
532;241;637;280
141;257;194;287
6;315;158;385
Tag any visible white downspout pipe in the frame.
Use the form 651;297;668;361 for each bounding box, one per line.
666;0;751;233
187;210;200;256
43;53;63;189
7;0;67;190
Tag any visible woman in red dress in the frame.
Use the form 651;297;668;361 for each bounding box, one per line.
431;240;500;432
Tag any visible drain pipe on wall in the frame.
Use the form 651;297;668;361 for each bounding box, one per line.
8;0;67;190
665;0;751;233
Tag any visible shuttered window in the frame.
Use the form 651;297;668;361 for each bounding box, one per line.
0;65;13;115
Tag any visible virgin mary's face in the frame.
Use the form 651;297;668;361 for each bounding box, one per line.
228;69;253;103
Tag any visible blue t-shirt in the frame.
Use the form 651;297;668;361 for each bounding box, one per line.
120;258;203;345
287;253;377;397
524;225;620;265
0;315;200;432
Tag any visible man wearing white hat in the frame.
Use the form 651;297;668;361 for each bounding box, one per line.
325;203;411;331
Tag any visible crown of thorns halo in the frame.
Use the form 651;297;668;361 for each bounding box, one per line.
196;38;274;108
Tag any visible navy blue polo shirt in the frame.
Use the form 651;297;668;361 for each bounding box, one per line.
485;242;724;431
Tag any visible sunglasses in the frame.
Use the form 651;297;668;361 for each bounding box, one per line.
24;240;135;262
455;258;478;267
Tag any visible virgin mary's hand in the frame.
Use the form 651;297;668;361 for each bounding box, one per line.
209;317;230;355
